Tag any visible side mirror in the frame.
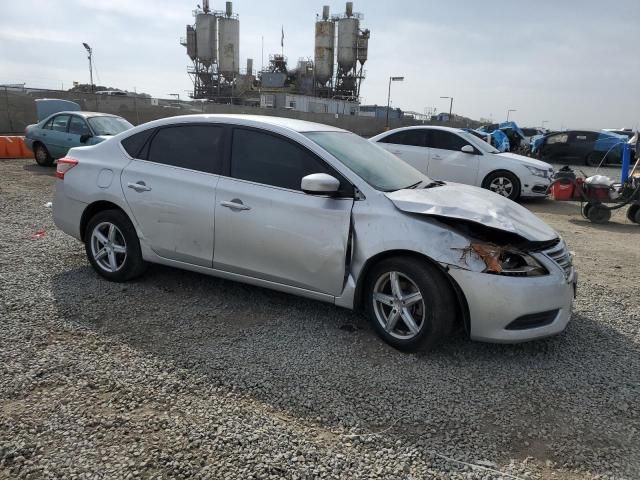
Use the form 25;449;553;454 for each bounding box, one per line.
461;144;475;154
80;133;92;144
301;173;340;196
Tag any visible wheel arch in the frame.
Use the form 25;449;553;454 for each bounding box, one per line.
80;200;130;242
353;249;470;335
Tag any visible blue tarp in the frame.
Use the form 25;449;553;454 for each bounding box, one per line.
473;127;510;152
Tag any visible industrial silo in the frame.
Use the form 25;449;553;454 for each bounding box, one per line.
186;25;196;60
314;6;334;86
196;13;217;66
218;2;240;80
356;29;369;65
337;3;358;72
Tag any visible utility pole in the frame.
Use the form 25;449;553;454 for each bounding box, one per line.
82;43;94;92
440;96;453;123
386;76;404;129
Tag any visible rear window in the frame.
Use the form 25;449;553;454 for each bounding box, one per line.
121;129;155;158
146;125;224;174
379;130;426;147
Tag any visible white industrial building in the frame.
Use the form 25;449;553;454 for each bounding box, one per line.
260;93;359;116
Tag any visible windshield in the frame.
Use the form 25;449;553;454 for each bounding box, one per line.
459;130;500;154
305;131;430;191
88;116;133;136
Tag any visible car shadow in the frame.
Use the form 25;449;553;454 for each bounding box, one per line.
23;163;56;176
50;263;639;475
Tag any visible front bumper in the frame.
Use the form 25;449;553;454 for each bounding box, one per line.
448;254;576;343
521;176;551;198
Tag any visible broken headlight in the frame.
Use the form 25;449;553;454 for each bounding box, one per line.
467;243;548;277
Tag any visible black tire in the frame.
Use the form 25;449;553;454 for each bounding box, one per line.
585;151;604;167
627;204;640;224
364;257;456;352
586;203;611;224
34;143;53;167
482;170;521;201
84;209;147;282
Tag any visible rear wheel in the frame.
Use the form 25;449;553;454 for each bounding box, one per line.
34;143;53;167
483;170;521;201
365;257;456;352
627;204;640;224
585;151;604;167
84;210;147;282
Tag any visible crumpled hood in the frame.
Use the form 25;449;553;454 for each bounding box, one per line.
385;183;557;242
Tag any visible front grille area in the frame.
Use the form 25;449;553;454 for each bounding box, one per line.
506;310;559;331
544;240;573;278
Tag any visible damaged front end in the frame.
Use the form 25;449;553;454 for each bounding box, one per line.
455;243;548;277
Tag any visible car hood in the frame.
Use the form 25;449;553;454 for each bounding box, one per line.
492;152;552;169
494;152;553;170
385;183;557;242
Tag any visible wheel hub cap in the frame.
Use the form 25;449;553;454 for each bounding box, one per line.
372;271;426;340
90;222;127;273
490;177;514;197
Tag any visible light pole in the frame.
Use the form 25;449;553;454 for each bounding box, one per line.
541;120;549;130
440;96;454;123
168;93;180;104
386;76;404;129
82;43;94;92
507;109;517;121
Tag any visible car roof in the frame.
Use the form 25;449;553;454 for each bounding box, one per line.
44;111;119;119
130;114;346;133
374;125;465;137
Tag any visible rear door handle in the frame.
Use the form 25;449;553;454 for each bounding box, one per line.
220;199;251;211
127;181;152;192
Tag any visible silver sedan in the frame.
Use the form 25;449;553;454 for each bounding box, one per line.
52;115;576;352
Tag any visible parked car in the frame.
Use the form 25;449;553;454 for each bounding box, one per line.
536;130;631;166
370;126;554;201
53;115;576;352
24;112;133;166
463;128;510;152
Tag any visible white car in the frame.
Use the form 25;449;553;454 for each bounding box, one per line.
370;126;554;201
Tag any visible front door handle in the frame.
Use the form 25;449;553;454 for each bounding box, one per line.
220;199;251;211
127;181;152;192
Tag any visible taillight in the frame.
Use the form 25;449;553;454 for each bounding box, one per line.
55;158;78;179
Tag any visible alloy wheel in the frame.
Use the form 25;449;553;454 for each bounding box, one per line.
90;222;128;273
489;176;514;197
372;271;426;340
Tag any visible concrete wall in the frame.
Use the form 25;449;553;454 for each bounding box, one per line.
1;88;480;138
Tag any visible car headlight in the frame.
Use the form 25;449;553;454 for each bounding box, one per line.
525;166;549;178
466;243;548;277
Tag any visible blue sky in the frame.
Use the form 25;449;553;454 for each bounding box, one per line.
1;0;638;130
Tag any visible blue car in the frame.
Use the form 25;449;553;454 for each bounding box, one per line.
25;112;133;166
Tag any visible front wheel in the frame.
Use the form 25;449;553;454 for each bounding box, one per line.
84;210;147;282
483;170;521;201
365;257;456;352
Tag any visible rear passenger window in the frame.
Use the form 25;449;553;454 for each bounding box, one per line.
121;129;155;158
146;125;224;174
231;128;332;191
427;130;467;151
379;130;426;147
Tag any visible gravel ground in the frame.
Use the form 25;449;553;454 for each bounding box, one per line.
1;158;638;480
